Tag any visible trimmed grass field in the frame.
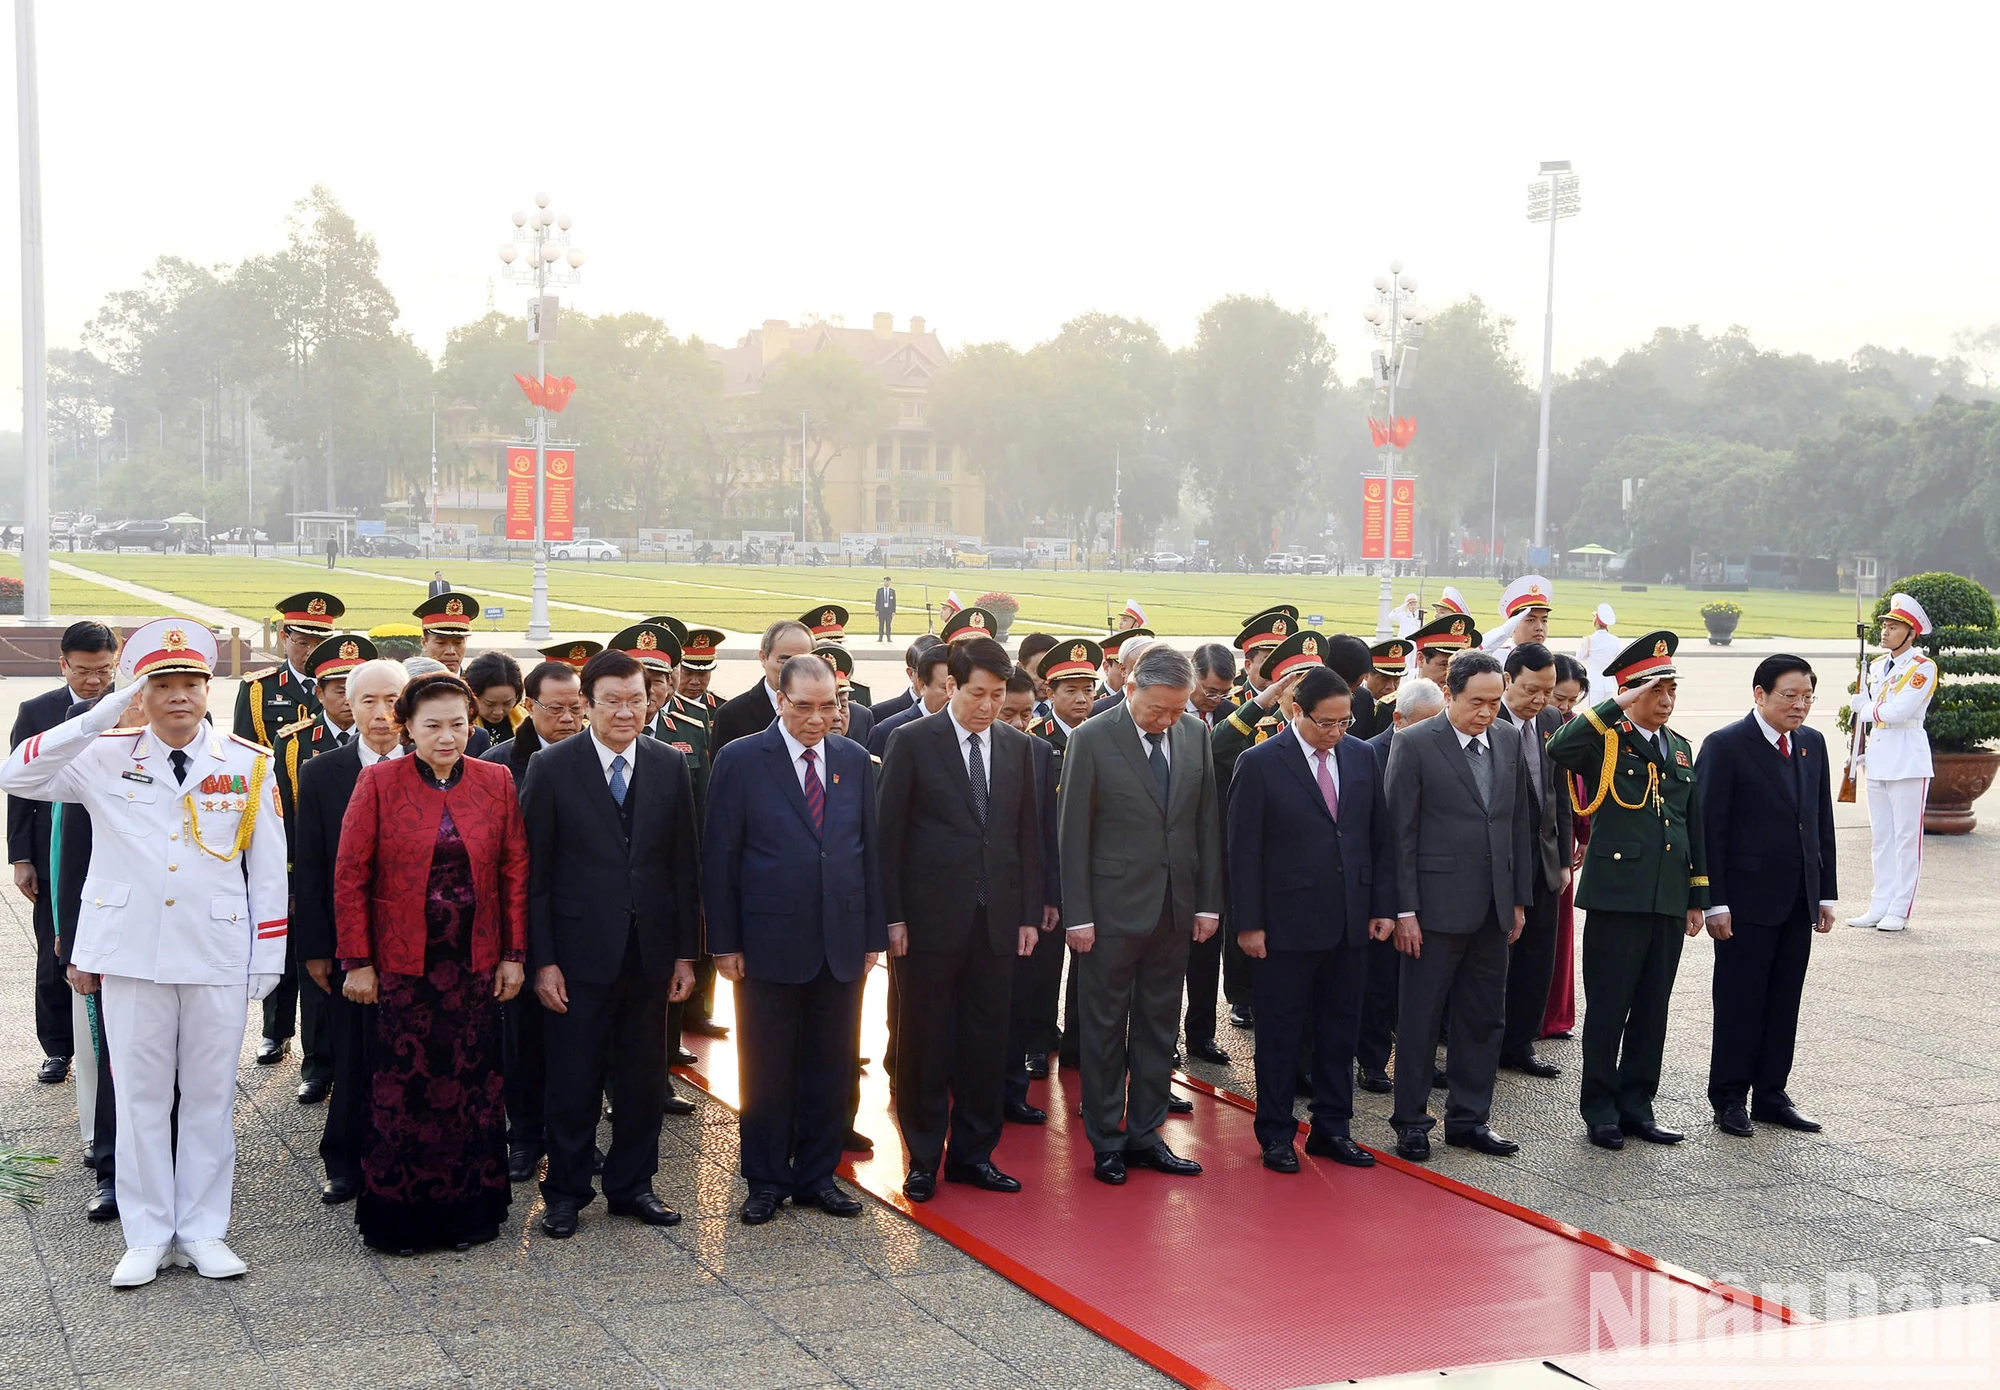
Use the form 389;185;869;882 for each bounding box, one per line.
48;553;1864;640
0;553;172;618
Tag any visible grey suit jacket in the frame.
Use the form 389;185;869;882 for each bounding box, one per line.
1056;702;1223;937
1497;703;1576;893
1384;712;1537;933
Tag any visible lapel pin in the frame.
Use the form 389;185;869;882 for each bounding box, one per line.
832;773;841;784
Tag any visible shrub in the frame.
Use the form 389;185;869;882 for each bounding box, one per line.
0;577;22;598
975;590;1020;614
1699;600;1741;619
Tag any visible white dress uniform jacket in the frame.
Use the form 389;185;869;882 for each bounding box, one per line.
1857;647;1938;782
0;693;289;984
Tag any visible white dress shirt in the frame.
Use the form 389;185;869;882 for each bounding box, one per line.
1134;720;1172;769
776;722;824;792
588;728;639;789
946;709;991;793
1290;721;1341;796
357;740;403;769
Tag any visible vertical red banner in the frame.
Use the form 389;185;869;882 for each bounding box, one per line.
1360;477;1387;559
504;447;536;539
1390;479;1416;559
543;449;575;542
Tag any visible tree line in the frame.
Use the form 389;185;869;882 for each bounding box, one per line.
20;186;2000;576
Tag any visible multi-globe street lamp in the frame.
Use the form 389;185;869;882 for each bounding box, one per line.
1362;262;1426;635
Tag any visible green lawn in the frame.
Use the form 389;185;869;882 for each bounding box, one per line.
47;553;1867;640
0;553;172;618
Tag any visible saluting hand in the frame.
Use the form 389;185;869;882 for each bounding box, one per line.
1613;675;1668;710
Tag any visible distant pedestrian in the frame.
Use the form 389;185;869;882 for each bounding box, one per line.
874;576;897;641
325;536;339;569
428;570;451;599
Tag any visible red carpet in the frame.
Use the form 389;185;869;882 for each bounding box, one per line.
679;969;1794;1389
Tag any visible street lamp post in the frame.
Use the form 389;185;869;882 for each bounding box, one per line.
1527;160;1580;558
1362;261;1426;635
17;0;49;621
499;193;584;641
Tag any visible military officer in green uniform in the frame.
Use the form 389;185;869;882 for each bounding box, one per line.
1229;605;1299;703
265;632;374;1086
1407;612;1479;687
801;604;871;707
537;639;603;672
675;629;725;725
1034;640;1102;1072
1546;630;1709;1152
234;591;343;747
413;591;480;673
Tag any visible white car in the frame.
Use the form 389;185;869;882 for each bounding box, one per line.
549;539;621;561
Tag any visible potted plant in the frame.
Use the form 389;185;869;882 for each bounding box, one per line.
1851;573;2000;834
1699;599;1741;645
0;576;21;616
975;590;1021;642
367;622;424;662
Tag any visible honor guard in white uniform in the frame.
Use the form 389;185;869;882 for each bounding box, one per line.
1482;574;1554;657
1849;593;1938;932
1576;602;1621;703
0;619;288;1288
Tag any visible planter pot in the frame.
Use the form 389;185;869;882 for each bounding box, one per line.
992;615;1017;643
0;597;21;616
1924;749;2000;834
1703;614;1739;645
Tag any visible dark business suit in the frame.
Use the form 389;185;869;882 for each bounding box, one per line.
1229;727;1397;1149
9;685;80;1061
51;698;113;1179
874;585;897;640
522;733;701;1208
1495;704;1575;1061
1358;726;1404;1074
868;699;937;759
1006;734;1064;1106
704;723;887;1199
292;739;371;1189
878;713;1041;1172
1697;714;1837;1113
710;682;778;755
482;731;551;1156
871;689;915;724
1384;713;1536;1139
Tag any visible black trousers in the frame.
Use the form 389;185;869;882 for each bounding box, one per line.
262;933;333;1082
1005;922;1066;1104
1502;880;1561;1059
876;612;894;640
503;992;548;1152
893;915;1014;1171
1708;895;1812;1112
541;947;672;1207
80;997;115;1179
1183;922;1223;1045
1252;940;1369;1149
30;879;73;1059
319;969;373;1186
1579;910;1685;1127
1222;924;1254;1009
1391;906;1508;1138
737;965;863;1198
1354;934;1399;1073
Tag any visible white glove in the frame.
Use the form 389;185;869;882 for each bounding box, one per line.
248;973;281;1001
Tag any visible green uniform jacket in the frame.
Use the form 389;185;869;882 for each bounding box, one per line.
1032;716;1068;793
1546;698;1710;917
234;664;320;748
1211;693;1283;801
268;713;340;865
651;695;712;821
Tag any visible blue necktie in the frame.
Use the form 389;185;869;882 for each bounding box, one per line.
609;754;628;807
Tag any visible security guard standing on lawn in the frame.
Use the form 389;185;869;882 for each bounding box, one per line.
801;604;871;706
234;591;344;747
266;633;375;1094
1546;629;1709;1153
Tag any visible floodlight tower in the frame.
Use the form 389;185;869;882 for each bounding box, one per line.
1527;160;1581;556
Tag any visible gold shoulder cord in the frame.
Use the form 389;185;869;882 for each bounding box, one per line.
184;757;267;863
1570;726;1617;816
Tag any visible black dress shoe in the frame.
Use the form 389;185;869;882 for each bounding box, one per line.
1502;1050;1562;1078
662;1092;696;1116
1446;1125;1520;1156
841;1129;874;1153
1228;1005;1255;1030
255;1037;288;1066
1005;1099;1047;1125
1186;1038;1230;1065
1024;1052;1050;1079
1167;1095;1194;1115
903;1169;936;1203
1092;1150;1128;1185
1125;1141;1202;1175
319;1176;357;1205
740;1191;781;1225
86;1179;118;1221
1588;1123;1626;1150
296;1078;330;1104
798;1186;863;1218
1262;1143;1300;1173
591;1146;605;1175
1395;1131;1431;1162
541;1199;579;1239
1716;1105;1755;1137
1431;1067;1449;1090
507;1148;540;1183
608;1191;682;1226
36;1055;70;1085
682;1016;729;1039
1305;1132;1376;1167
946;1161;1022;1192
1356;1067;1393;1094
1622;1119;1685;1145
1752;1101;1822;1132
672;1046;699;1067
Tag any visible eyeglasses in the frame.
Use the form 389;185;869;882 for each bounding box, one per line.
1302;714;1355;734
592;696;649;714
1767;691;1816;706
530;699;585;720
785;700;840;718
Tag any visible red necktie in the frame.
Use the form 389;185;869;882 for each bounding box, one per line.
801;747;825;835
1777;732;1790;758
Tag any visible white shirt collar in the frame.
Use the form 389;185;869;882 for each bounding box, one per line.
1291;720;1341;778
764;681;782;711
1450;722;1488;751
1051;710;1078;737
589;727;639;783
1752;708;1790;748
946;706;980;748
288;660;314;687
1134;717;1171;766
357;739;403;769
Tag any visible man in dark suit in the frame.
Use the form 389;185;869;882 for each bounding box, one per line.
50;692;117;1219
870;636;937;725
523;648;701;1238
8;620;118;1082
1384;650;1535;1162
1359;677;1444;1091
295;657;408;1204
481;659;587;1178
1058;645;1223;1186
869;641;955;757
710;619;814;754
874;576;897;642
1697;654;1838;1138
1229;663;1398;1173
877;638;1042;1201
1495;643;1575;1079
705;656;887;1225
999;667;1063;1121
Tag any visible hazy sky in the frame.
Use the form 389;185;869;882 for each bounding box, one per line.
4;2;1996;413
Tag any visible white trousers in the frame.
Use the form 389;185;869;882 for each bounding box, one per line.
97;976;247;1249
72;990;97;1148
1866;777;1929;920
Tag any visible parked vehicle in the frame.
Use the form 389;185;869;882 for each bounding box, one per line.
1305;554;1329;574
549;538;621;561
1148;551;1186;572
356;535;423;558
92;519;180;552
985;546;1031;568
